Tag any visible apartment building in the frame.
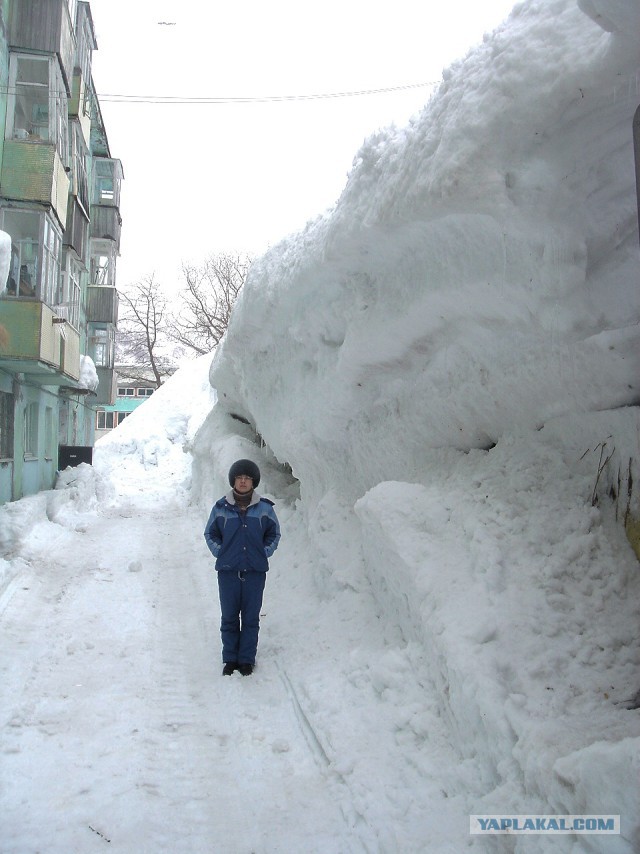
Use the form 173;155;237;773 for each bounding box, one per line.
0;0;122;503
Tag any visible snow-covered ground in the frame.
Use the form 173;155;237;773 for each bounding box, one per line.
2;0;640;851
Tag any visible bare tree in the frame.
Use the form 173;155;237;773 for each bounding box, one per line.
167;252;252;356
116;274;174;386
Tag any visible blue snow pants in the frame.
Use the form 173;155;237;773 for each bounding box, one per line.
217;570;266;665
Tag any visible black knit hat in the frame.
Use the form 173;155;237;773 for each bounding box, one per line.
228;459;261;488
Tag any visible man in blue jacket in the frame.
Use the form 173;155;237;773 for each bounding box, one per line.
204;459;281;676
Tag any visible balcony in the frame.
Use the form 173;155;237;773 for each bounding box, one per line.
94;366;117;405
0;141;69;228
86;286;119;325
9;0;75;91
0;298;80;384
90;206;122;249
69;71;92;146
65;199;89;258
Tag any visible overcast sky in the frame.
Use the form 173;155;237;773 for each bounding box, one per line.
88;0;516;290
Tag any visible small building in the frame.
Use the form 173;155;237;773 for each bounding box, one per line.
95;369;157;441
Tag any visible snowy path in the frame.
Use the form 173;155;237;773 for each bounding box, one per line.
0;493;471;853
0;501;363;853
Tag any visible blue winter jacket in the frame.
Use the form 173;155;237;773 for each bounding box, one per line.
204;491;281;573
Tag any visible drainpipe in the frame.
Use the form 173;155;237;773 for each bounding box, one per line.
11;375;23;502
634;105;640;245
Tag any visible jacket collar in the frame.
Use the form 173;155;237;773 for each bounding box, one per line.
226;490;261;507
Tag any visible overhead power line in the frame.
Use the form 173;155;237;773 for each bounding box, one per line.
96;81;438;105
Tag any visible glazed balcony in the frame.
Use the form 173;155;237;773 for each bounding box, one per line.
69;72;92;147
8;0;75;90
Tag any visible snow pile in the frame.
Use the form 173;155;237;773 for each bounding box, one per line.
0;355;217;591
93;352;217;503
355;410;640;822
0;467;97;553
188;0;640;846
0;228;10;353
0;229;10;293
209;0;639;508
0;464;106;594
78;354;99;392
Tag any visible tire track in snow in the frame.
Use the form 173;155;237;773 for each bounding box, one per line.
276;663;376;852
136;519;225;852
278;665;333;767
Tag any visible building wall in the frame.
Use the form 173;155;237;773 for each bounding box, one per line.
0;374;59;499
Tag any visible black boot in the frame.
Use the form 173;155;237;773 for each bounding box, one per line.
238;663;254;676
222;661;238;676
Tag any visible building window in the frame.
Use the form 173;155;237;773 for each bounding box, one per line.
93;159;122;208
57;254;82;328
7;54;69;163
0;392;14;459
67;0;78;28
96;410;127;430
1;209;63;304
42;217;62;306
75;4;93;86
44;407;53;459
23;402;38;458
89;325;115;368
3;210;38;297
116;387;154;398
72;124;90;215
90;241;117;286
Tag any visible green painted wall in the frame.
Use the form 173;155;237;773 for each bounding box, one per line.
0;377;59;502
0;0;8;166
103;396;151;416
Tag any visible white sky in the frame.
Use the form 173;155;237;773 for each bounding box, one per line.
88;0;516;290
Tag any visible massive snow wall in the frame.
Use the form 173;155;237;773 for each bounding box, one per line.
206;0;639;509
191;1;640;843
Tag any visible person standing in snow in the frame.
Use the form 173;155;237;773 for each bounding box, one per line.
204;459;281;676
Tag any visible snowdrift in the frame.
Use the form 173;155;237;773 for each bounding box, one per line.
208;0;639;507
191;0;640;848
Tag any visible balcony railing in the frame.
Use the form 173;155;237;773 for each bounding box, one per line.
86;286;118;325
94;366;117;405
0;141;70;227
89;205;122;248
0;298;80;383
